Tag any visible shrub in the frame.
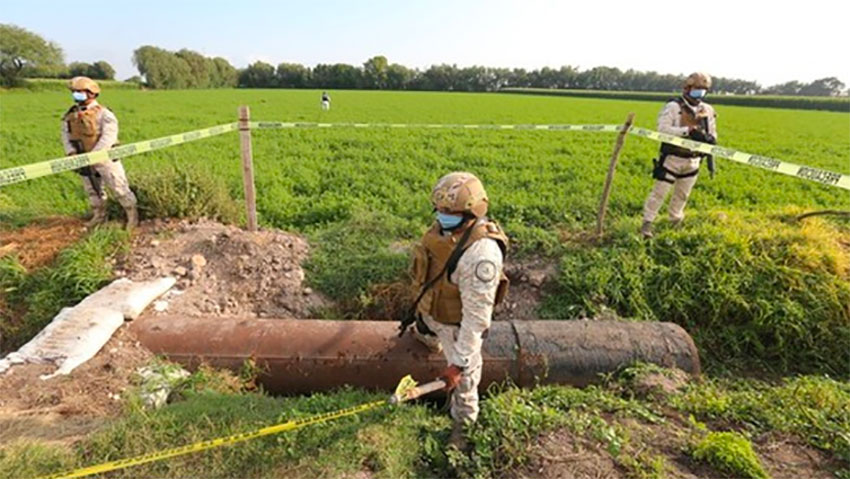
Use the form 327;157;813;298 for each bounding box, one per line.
128;163;241;224
542;210;850;375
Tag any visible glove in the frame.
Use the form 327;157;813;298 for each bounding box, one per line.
688;128;716;145
440;365;464;390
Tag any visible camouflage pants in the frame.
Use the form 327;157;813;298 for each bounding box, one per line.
422;315;483;423
642;155;701;223
81;160;137;210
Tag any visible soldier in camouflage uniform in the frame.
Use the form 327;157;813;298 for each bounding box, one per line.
408;172;509;450
61;76;138;230
641;72;718;238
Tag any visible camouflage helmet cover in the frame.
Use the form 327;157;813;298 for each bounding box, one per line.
69;76;101;94
684;72;712;90
431;172;489;218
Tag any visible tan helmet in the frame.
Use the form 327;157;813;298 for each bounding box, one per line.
431;172;489;218
684;72;712;90
69;76;101;94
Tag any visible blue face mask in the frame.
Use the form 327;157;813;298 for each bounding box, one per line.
72;91;88;102
689;89;707;99
436;212;464;230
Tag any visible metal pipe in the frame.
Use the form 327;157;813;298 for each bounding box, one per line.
129;317;700;394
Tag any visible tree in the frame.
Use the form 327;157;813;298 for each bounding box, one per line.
385;63;414;90
91;61;115;80
0;24;64;86
799;77;845;97
238;61;276;88
176;49;211;88
211;57;238;87
133;45;193;89
276;62;311;88
362;55;388;89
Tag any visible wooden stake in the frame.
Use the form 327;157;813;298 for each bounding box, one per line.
238;106;258;232
596;112;635;237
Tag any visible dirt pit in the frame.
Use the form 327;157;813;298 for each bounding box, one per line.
117;218;329;319
0;216;87;270
0;327;152;445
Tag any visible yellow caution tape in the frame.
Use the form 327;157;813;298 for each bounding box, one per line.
36;399;386;479
628;127;850;191
0;123;238;188
4;119;847;191
250;121;623;132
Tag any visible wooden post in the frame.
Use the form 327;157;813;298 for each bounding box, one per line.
238;106;258;232
596;112;635;237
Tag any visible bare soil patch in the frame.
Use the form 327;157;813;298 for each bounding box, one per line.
0;216;86;270
117;218;330;318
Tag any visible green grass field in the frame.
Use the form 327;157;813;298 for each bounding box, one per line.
1;88;847;228
1;88;849;478
2;88;849;373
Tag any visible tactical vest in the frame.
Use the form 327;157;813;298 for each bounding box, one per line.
660;97;709;159
412;220;509;325
63;104;104;153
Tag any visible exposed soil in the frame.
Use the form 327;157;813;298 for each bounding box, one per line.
509;414;844;479
116;218;330;319
0;327;152;445
503;429;625;479
494;257;557;321
0;216;87;270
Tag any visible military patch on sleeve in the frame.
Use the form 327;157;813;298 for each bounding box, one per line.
474;260;497;282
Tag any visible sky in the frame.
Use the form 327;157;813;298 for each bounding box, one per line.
3;0;848;87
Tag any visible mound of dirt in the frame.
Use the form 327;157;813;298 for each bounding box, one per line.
117;218;329;319
0;327;152;445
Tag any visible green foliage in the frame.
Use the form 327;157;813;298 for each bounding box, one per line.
691;431;769;479
503;87;850;112
132;46;237;89
129;163;242;224
456;384;661;477
68;60;115;80
671;375;850;463
0;24;64;87
11;78;141;92
0;227;128;352
304;210;413;314
542;211;850;375
2;388;443;479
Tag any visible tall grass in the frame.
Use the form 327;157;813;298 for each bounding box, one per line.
542;210;850;375
0;227;129;352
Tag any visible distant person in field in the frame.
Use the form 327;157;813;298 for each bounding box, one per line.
61;76;138;231
321;91;331;111
641;72;718;239
402;172;509;452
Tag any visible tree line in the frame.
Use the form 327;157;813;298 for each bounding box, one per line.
1;24;846;96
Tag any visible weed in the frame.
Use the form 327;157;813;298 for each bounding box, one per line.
690;431;769;479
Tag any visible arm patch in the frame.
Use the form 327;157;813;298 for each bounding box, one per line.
474;260;497;282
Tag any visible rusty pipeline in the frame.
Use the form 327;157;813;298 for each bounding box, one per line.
129;317;700;394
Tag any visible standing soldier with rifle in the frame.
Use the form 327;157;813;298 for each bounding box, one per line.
61;76;138;230
641;72;718;239
400;172;509;451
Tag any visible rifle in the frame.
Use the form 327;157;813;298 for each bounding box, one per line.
699;116;716;179
70;140;103;197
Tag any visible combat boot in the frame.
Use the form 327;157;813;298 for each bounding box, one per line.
86;206;108;228
124;205;139;232
448;420;469;452
640;221;654;239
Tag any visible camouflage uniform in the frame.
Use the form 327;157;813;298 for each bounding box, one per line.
642;98;717;224
421;234;503;423
61;99;138;220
